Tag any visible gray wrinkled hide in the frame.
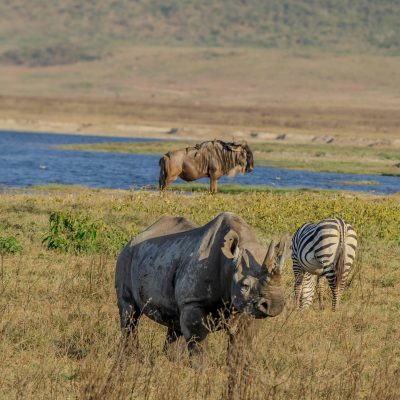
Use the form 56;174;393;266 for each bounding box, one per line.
115;212;286;354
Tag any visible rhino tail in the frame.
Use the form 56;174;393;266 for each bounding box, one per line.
159;154;170;190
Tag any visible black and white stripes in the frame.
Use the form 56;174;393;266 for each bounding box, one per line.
291;217;357;311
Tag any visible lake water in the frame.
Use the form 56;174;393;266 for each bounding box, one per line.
0;131;399;194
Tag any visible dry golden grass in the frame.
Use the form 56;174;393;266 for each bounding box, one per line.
0;188;399;399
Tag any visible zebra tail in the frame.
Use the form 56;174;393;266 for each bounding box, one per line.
335;220;346;290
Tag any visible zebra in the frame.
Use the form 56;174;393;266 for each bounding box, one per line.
291;217;357;311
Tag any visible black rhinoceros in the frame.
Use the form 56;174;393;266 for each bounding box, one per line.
115;212;288;356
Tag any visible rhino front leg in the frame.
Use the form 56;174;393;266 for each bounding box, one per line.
163;327;183;353
180;305;209;358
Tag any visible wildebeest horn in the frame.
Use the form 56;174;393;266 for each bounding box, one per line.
262;240;276;272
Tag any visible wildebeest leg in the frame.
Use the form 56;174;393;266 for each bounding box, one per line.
159;158;180;191
160;171;180;191
180;305;209;362
209;176;218;194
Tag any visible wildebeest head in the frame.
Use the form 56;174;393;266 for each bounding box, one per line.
222;231;289;318
227;141;254;173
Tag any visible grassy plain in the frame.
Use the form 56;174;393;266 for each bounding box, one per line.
1;2;399;398
0;187;399;399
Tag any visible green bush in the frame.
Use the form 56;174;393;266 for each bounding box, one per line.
0;236;23;257
42;211;132;255
0;235;23;283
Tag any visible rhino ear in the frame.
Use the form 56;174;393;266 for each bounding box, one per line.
221;230;240;260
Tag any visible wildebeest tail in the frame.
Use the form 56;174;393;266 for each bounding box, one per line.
335;219;346;290
159;155;169;189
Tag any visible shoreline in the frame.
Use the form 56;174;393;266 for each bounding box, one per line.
1;95;400;148
2;119;400;149
1;184;397;200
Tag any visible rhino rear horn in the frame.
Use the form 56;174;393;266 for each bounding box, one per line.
274;233;291;275
262;240;276;273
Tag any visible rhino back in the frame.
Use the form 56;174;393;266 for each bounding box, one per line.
131;216;197;246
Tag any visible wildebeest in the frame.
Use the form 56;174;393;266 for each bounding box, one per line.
115;212;289;357
158;140;254;193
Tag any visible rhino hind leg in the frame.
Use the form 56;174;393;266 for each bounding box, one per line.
118;298;141;349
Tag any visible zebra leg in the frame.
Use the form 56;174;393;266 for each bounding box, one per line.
300;272;317;309
331;284;346;311
325;269;342;311
293;262;304;309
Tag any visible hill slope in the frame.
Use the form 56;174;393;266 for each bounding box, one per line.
0;0;399;66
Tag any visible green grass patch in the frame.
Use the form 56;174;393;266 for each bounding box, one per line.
56;141;400;176
152;183;322;194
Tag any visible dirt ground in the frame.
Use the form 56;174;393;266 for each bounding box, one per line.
1;95;399;148
0;48;399;147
